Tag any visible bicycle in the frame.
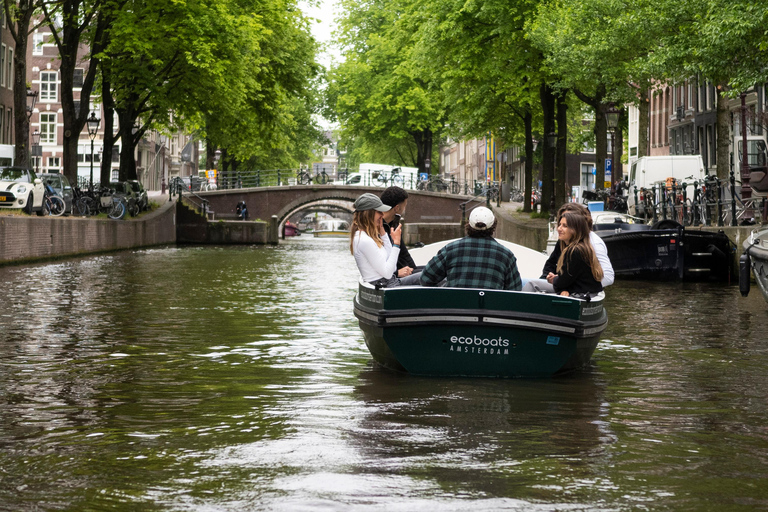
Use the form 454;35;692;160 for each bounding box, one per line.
97;187;126;220
40;183;65;217
297;168;330;185
373;168;403;187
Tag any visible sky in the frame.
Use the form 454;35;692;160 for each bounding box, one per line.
300;0;341;69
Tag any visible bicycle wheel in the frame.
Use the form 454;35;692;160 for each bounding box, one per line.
316;172;329;185
298;172;311;185
391;174;403;186
682;199;694;226
108;200;126;220
73;198;90;216
49;196;65;217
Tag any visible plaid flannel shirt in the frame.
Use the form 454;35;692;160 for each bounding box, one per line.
420;237;522;290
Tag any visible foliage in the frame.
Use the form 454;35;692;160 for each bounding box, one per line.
326;0;444;172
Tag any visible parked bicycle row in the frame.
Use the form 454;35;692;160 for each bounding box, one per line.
583;175;765;227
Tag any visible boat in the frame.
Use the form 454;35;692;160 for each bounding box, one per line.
283;220;301;237
740;227;768;303
547;210;735;281
313;218;350;238
589;212;735;281
352;239;608;378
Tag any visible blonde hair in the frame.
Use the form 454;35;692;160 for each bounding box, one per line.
556;212;603;282
349;209;383;254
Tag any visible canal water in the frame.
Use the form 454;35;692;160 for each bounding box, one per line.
1;237;767;511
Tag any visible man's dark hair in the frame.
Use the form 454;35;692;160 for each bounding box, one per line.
465;222;496;238
381;186;409;207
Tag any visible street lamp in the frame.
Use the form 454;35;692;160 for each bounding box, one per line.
606;102;620;189
26;88;38;120
31;129;40;173
87;112;101;191
547;131;558;220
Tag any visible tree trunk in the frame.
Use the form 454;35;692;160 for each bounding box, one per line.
100;70;116;186
117;109;138;182
411;129;433;175
12;3;33;170
594;104;607;190
540;83;556;215
638;84;650;159
616;107;626;180
716;86;731;180
556;90;568;207
524;110;533;213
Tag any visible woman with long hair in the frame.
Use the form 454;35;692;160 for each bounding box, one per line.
545;211;603;297
350;193;421;287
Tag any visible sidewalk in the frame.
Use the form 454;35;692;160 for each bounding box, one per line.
147;190;171;207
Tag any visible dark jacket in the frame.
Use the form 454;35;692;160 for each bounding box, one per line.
552;246;603;295
383;220;416;271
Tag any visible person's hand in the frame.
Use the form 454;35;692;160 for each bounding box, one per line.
391;224;402;245
398;266;413;277
546;272;555;284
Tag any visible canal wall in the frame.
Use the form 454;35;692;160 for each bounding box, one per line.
0;198;177;266
176;202;277;245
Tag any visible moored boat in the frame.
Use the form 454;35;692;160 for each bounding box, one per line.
283;220;301;237
558;211;735;281
313;218;350;238
352;239;608;378
741;226;768;304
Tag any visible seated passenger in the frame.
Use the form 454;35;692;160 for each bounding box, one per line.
543;202;614;287
545;212;603;297
524;202;613;293
420;207;522;290
350;193;422;287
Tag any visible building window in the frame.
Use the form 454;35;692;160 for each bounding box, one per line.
6;48;12;90
73;68;84;88
0;44;5;87
40;112;56;143
47;157;60;172
111;169;119;181
33;33;44;55
40;71;58;101
687;81;693;109
581;163;595;190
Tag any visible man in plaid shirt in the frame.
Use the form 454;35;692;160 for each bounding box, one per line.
420;207;522;290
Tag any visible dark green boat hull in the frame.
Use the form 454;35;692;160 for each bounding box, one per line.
354;283;608;378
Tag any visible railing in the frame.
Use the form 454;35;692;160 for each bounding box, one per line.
209;168;489;196
169;176;210;218
630;172;765;227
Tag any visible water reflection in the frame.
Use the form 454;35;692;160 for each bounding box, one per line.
0;240;767;510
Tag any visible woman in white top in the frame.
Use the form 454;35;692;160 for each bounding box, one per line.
350;193;422;287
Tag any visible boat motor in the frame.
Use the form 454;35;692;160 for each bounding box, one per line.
739;252;751;297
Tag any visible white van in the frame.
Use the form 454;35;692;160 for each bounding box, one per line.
626;155;706;215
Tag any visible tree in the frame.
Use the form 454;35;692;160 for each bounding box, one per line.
327;0;444;174
5;0;44;169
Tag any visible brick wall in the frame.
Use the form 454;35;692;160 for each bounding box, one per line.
0;202;177;266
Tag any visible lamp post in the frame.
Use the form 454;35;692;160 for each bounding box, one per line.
87;112;101;191
547;131;557;221
605;102;620;190
31;129;40;173
26;88;38;169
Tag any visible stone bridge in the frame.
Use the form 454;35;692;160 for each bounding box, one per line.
195;185;480;228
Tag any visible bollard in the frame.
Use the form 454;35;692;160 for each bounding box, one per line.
269;215;279;245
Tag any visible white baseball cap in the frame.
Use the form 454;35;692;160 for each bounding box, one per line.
469;207;496;230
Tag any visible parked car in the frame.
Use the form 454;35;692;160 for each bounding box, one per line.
0;167;45;214
109;181;141;216
38;173;73;214
127;180;149;211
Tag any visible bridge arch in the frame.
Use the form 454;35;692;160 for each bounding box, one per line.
197;185;471;226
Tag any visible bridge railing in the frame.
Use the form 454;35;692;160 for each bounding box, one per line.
213;168;496;197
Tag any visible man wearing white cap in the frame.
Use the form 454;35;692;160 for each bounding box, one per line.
420;206;522;290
